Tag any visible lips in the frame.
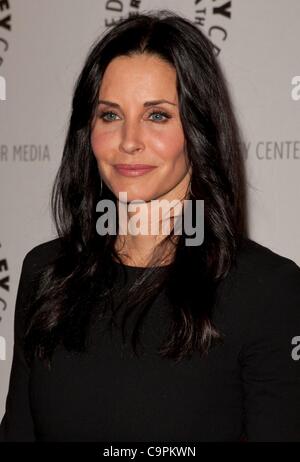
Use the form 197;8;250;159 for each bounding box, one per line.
114;164;157;177
114;164;156;169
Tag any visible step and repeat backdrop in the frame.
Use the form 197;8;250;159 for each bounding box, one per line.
0;0;299;419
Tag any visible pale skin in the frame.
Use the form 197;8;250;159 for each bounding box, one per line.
90;53;192;267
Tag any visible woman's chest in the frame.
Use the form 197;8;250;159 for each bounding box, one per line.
28;321;244;442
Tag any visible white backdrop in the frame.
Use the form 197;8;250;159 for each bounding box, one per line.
0;0;299;419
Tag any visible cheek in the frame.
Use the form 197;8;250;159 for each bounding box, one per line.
150;127;185;164
90;128;113;162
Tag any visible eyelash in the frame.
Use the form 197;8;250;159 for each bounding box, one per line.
97;110;171;123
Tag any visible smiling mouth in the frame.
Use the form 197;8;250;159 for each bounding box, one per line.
113;164;157;177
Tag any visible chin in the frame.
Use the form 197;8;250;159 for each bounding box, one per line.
119;194;152;205
113;188;152;204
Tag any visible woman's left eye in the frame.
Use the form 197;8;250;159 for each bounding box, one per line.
148;111;171;122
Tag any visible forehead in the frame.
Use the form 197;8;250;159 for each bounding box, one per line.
99;54;178;101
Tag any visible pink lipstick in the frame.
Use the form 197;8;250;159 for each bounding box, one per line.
114;164;157;177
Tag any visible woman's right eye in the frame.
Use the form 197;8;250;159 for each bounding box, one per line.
98;111;120;122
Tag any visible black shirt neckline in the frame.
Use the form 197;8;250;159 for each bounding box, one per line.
111;259;172;272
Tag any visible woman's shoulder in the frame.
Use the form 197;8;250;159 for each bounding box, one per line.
24;236;63;259
218;237;300;328
21;237;63;277
212;238;300;357
227;236;300;296
235;237;300;275
23;235;300;279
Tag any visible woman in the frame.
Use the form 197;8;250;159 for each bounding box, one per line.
1;10;300;442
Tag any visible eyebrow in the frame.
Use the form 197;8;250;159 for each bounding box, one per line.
98;99;177;108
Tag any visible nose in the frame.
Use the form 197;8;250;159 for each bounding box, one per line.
119;119;145;154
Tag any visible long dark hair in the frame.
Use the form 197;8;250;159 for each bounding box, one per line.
24;9;248;368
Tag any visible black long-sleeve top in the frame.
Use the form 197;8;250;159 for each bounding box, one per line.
0;237;300;442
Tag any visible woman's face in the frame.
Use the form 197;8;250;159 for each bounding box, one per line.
91;53;191;204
